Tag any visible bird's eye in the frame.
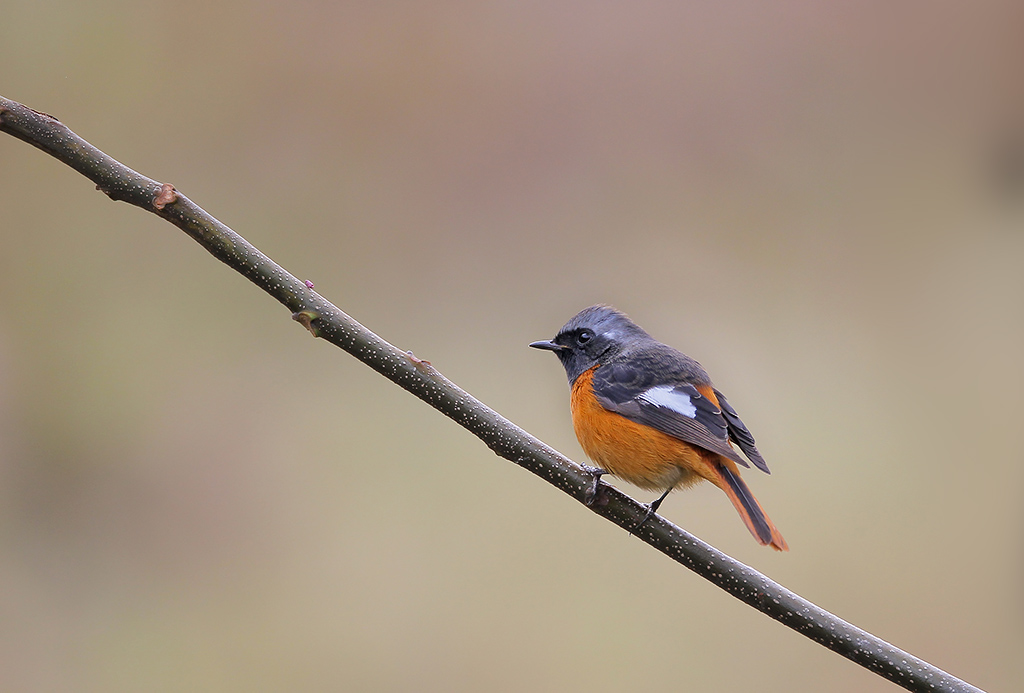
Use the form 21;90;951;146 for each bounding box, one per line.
576;331;593;345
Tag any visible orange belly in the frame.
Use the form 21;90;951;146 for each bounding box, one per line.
570;367;723;492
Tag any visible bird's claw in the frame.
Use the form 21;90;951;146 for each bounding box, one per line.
630;504;658;535
582;466;607;506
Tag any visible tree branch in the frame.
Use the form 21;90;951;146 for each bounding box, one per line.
0;95;984;693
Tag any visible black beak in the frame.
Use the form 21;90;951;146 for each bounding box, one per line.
529;339;567;352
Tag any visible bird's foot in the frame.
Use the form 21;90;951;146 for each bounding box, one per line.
630;504;658;535
581;466;607;506
630;489;671;535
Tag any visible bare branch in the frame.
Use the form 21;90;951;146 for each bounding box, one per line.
0;95;984;693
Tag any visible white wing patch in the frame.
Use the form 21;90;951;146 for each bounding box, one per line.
637;385;697;418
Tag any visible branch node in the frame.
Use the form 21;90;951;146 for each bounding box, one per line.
153;183;178;210
304;279;315;289
405;350;432;368
292;310;321;337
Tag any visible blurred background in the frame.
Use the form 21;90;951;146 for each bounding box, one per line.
2;1;1023;691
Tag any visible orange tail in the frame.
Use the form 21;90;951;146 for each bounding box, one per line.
713;462;788;551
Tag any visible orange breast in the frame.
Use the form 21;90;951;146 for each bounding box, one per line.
570;367;719;492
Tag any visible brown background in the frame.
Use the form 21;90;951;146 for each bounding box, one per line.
2;2;1023;691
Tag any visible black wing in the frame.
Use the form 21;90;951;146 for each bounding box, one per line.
713;388;770;473
590;362;751;469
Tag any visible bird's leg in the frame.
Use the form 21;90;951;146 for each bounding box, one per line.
581;466;607;506
633;487;673;533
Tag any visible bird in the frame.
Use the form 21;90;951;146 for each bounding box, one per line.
531;305;788;551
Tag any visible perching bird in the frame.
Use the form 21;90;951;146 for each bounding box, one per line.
531;305;787;550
